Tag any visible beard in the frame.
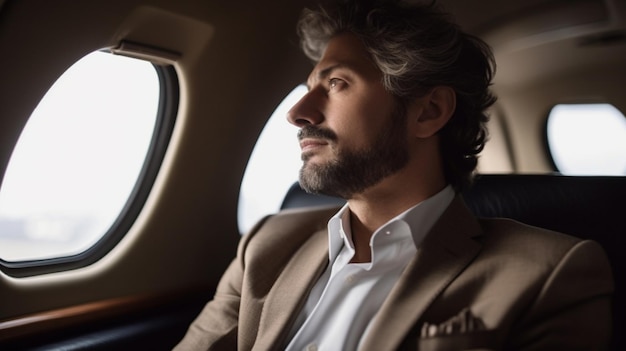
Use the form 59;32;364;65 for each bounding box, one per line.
298;105;409;199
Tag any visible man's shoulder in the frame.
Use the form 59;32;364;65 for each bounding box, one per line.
242;205;339;250
479;217;580;244
260;205;339;235
476;217;597;265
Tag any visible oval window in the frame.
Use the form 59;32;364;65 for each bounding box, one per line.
238;85;307;234
0;51;162;262
546;103;626;175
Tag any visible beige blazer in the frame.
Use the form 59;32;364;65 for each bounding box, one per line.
174;197;614;351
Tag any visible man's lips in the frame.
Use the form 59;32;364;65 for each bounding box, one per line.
299;138;329;152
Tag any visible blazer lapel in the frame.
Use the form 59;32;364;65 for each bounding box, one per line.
252;227;329;350
360;197;484;351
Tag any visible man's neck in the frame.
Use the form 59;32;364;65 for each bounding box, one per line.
345;176;448;263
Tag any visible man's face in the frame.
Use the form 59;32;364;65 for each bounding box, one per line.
287;33;410;199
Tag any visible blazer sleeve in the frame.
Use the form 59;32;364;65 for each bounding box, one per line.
173;217;266;351
507;239;614;350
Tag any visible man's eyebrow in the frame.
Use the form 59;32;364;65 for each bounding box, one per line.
306;63;346;90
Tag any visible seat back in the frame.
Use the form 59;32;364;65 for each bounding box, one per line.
281;174;625;350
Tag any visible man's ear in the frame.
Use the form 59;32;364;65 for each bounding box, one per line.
409;86;456;138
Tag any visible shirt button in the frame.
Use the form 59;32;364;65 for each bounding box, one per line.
345;275;355;284
306;343;318;351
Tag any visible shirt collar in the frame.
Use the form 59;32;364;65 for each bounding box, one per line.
327;185;455;263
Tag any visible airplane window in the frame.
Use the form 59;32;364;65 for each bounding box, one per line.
0;51;165;263
238;85;306;234
547;103;626;175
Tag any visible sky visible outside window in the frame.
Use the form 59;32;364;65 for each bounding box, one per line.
0;52;159;261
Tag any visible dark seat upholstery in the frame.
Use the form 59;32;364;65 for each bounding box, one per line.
280;174;625;350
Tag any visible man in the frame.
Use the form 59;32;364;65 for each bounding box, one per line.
175;1;614;350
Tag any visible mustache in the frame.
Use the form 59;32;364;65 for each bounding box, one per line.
297;126;338;142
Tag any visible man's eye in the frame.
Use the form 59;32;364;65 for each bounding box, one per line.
328;78;345;90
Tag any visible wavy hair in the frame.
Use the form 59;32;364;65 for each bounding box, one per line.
297;0;497;191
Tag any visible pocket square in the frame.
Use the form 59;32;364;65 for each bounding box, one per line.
418;309;498;351
420;308;486;338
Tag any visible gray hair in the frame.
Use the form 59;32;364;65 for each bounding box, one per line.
297;0;497;191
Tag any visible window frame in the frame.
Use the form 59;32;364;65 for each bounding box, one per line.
544;104;563;173
0;63;179;278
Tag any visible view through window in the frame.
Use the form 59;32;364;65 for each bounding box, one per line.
238;85;306;234
0;51;160;262
547;103;626;176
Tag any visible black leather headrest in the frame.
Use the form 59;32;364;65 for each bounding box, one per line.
282;174;626;244
463;175;626;243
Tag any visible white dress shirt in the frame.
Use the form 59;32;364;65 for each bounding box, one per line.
285;186;455;351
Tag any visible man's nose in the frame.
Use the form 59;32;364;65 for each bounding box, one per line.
287;90;324;127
